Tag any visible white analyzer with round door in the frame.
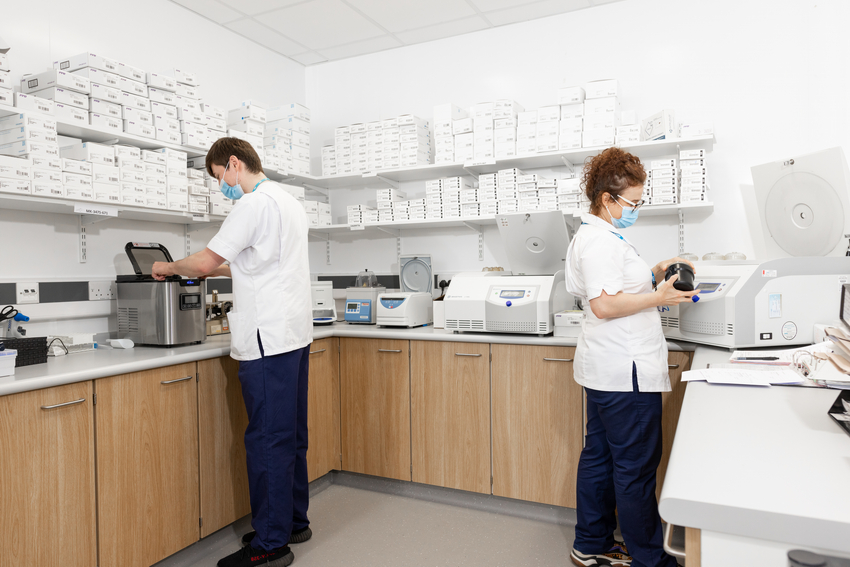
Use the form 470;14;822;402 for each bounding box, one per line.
376;255;434;328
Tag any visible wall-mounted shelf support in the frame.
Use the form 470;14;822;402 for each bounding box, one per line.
79;214;112;226
462;221;485;261
78;217;87;264
308;231;332;264
678;208;685;255
303;183;329;197
560;156;575;174
375;175;398;189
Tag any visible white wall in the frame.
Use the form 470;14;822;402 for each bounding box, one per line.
305;0;850;278
1;0;304;335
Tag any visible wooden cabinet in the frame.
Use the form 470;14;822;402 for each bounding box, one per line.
96;363;200;567
0;381;97;567
198;356;251;538
657;350;692;499
411;341;490;494
340;338;411;481
492;344;583;507
307;338;341;481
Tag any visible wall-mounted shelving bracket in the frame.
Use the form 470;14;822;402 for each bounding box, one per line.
79;214;112;226
78;217;87;263
375;175;399;189
308;231;332;264
303;183;329;197
560;156;575;174
678;208;685;255
463;222;485;261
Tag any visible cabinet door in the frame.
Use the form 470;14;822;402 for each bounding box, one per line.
198;356;250;538
96;363;200;567
657;351;692;499
307;338;341;482
492;344;582;507
411;341;490;494
340;338;410;481
0;381;97;567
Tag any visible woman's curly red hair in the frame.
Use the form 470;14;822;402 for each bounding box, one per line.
581;147;646;214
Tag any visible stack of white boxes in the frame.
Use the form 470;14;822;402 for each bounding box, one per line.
557;177;584;214
141;149;167;209
147;72;181;145
452;114;473;164
426;179;445;219
160;148;188;212
558;86;585;151
398;115;430;168
0;155;34;198
71;55;151;138
381;117;400;171
519;174;559;211
0;51;12;106
535;106;560;154
472;102;494;163
89;144;122;204
113;146;144;207
321;145;336;176
433;104;465;164
39;56;99;127
365;121;383;172
582;79;619;148
60;142;112;201
208;172;234;216
317;201;331;226
347;204;378;225
187;168;208;214
516;111;536;155
171;70;206;148
497;168;522;213
266;103;310;175
203;103;227;145
377;188;405;222
444;176;470;219
494;99;522;160
349;123;367;174
615;110;640;146
478;173;498;214
302;199;319;227
228;102;265;160
679;149;709;204
0;112;59;198
646;158;678;206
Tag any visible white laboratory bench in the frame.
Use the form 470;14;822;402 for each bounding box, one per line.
0;322;695;397
659;346;850;566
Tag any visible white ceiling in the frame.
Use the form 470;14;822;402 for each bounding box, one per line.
170;0;626;66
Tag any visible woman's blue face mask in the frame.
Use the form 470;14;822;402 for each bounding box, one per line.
607;195;640;229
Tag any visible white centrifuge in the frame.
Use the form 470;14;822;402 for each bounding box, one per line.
377;255;434;328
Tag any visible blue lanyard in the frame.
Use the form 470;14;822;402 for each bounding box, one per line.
253;178;270;192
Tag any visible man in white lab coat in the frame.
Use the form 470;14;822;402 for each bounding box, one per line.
152;137;313;567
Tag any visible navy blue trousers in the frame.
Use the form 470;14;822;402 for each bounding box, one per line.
238;335;310;551
574;366;677;567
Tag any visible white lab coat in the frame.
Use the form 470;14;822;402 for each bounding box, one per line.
565;213;670;392
207;181;313;361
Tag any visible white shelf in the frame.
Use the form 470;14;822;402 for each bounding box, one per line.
0;192;225;226
308;201;714;237
313;135;716;189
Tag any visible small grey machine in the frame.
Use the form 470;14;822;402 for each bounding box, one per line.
116;242;206;346
345;269;385;324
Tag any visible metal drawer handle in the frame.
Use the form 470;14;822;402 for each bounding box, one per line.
544;358;573;362
378;349;402;353
161;376;193;385
668;364;680;369
455;353;482;357
41;398;85;410
310;349;326;355
663;523;686;559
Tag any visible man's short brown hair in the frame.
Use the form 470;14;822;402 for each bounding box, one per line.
205;137;264;178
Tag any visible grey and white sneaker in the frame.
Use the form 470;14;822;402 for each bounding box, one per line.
570;541;632;566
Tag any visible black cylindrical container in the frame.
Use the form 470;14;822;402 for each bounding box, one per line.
665;262;695;291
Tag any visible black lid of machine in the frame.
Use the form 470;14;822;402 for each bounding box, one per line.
117;242;181;282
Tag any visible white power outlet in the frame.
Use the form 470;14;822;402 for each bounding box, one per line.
89;281;117;301
16;282;39;304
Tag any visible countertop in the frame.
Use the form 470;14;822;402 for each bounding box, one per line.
659;345;850;553
0;322;695;397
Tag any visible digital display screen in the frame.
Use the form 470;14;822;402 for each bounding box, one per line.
347;303;358;310
499;290;525;298
184;296;199;304
696;283;720;293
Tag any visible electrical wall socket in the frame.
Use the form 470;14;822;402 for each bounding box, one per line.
89;281;117;301
16;282;39;304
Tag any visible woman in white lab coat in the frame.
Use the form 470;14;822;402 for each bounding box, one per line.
565;147;699;567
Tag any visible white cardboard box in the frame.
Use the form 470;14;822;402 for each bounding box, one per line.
90;112;122;132
14;92;55;115
21;69;90;95
55;103;88;125
61;141;114;165
54;52;119;74
147;73;177;91
90;98;122;118
641;110;676;141
148;87;176;105
90;82;121;104
36;87;88;110
71;67;120;89
585;79;618;99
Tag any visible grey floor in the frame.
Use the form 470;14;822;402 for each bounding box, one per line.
156;474;580;567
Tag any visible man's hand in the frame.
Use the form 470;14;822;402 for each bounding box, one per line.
152;261;173;281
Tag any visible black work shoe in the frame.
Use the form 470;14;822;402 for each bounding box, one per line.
242;527;312;547
217;544;294;567
570;541;632;566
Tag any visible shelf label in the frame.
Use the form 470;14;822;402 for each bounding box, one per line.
191;213;208;222
74;203;117;217
349;224;365;231
362;171;376;177
464;160;496;167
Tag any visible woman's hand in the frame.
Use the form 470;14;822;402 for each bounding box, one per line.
654;256;696;286
655;274;700;307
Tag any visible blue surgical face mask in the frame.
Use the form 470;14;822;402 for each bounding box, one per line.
219;163;244;200
606;197;640;229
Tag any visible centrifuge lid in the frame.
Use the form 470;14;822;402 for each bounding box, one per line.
400;255;432;293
